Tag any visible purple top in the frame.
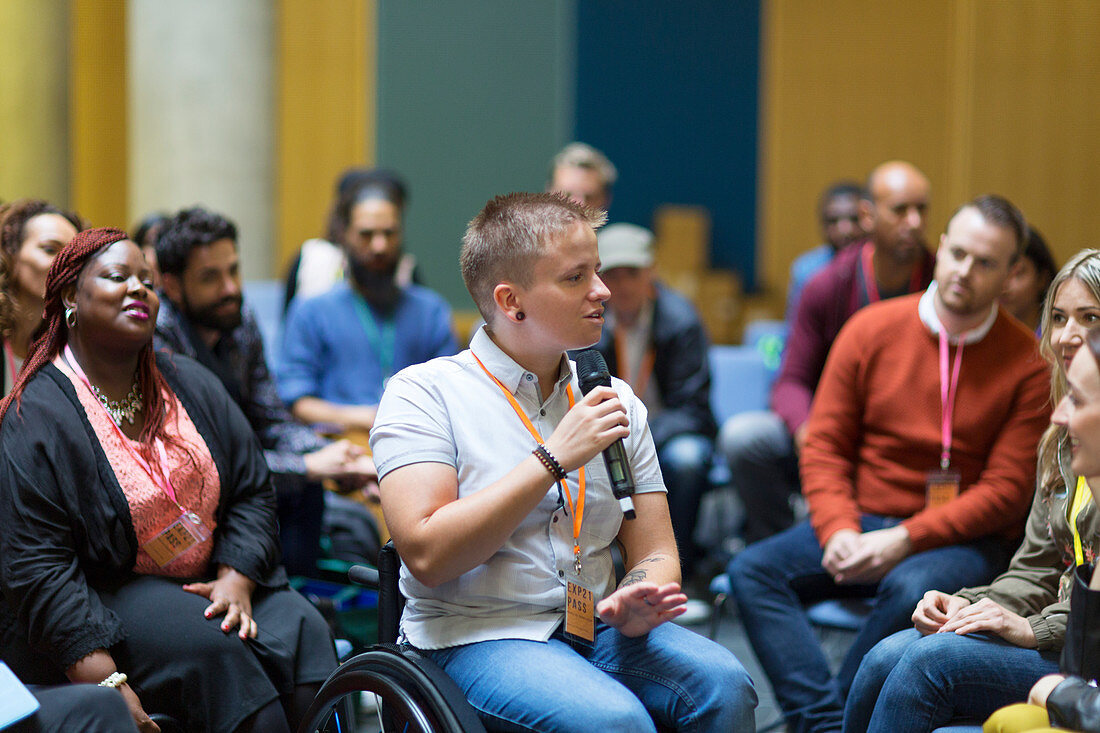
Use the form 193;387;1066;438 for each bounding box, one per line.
770;240;935;434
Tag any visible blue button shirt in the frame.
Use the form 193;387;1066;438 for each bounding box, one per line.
277;281;458;407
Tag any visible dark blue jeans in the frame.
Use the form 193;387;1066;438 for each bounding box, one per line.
727;516;1013;733
844;628;1060;733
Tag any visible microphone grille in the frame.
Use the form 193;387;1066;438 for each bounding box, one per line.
575;349;611;394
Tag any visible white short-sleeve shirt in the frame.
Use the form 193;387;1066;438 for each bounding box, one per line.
370;326;666;650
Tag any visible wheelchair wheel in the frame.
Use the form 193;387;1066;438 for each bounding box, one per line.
297;645;486;733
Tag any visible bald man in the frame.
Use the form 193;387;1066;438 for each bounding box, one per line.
721;161;936;543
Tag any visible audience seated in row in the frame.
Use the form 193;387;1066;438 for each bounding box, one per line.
546;141;617;212
585;223;716;585
0;228;336;732
0;199;82;393
721;160;935;544
152;207;378;577
785;180;867;321
986;325;1100;731
1001;226;1057;335
844;248;1100;732
0;152;1083;733
283;168;419;312
730;194;1050;733
371;192;757;730
278;176;456;435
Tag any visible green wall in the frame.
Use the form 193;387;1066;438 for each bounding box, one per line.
376;1;576;309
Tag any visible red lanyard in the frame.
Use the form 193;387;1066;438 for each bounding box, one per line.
62;345;182;509
861;242;924;303
613;328;655;398
471;352;586;562
938;330;966;469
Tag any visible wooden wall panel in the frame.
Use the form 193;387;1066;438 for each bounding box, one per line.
962;1;1100;263
70;0;128;228
0;0;70;203
276;0;374;271
760;0;1100;309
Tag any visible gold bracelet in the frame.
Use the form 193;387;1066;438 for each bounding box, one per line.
98;672;127;688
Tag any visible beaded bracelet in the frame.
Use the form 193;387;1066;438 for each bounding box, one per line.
99;672;127;688
533;444;567;480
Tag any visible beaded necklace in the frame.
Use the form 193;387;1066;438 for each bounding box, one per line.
90;381;143;426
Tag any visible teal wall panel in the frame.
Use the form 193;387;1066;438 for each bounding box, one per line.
377;1;576;308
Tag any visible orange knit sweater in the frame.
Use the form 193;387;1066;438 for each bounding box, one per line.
801;293;1051;554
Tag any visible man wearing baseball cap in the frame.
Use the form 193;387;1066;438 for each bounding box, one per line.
587;223;717;602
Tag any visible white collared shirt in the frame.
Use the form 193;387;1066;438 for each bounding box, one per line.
370;326;666;650
918;281;999;344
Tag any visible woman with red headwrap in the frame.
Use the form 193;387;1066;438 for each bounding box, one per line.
0;229;336;732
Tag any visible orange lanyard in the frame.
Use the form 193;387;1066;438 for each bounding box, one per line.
613;328;655;398
471;353;586;567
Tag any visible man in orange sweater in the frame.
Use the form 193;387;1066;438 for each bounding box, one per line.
728;195;1050;733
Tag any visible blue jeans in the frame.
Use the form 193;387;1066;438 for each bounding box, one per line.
727;517;1013;733
657;433;714;576
844;628;1060;733
426;621;756;732
718;410;800;543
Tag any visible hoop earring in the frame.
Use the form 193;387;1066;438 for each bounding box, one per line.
515;311;525;321
65;307;77;329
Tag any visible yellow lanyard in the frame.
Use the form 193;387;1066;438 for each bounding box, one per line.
471;353;586;566
1071;475;1093;566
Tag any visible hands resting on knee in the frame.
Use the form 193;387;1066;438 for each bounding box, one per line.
911;590;1037;648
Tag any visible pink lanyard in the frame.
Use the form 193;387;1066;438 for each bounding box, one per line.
938;329;966;470
62;345;182;509
2;340;16;385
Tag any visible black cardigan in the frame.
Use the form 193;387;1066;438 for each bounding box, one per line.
0;352;285;670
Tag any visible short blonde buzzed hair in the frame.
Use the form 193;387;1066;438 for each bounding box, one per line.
461;192;606;324
549;142;618;190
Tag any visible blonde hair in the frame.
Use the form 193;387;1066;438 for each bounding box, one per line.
549;143;618;190
460;192;605;324
1036;249;1100;494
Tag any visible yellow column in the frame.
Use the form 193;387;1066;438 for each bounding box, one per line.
70;0;128;228
275;0;375;273
0;0;70;203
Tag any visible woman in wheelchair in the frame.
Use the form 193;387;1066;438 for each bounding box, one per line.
0;228;337;732
369;193;756;732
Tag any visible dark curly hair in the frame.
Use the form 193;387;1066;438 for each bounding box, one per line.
0;228;176;459
154;206;238;278
0;199;83;338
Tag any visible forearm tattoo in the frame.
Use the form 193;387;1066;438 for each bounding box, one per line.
619;556;665;587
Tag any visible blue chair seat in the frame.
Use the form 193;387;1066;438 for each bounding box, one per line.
805;598;874;631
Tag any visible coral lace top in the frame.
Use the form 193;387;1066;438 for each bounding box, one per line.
55;357;221;577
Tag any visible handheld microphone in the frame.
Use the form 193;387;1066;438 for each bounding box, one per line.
575;349;636;520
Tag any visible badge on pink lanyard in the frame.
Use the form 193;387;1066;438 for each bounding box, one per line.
62;346;211;566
